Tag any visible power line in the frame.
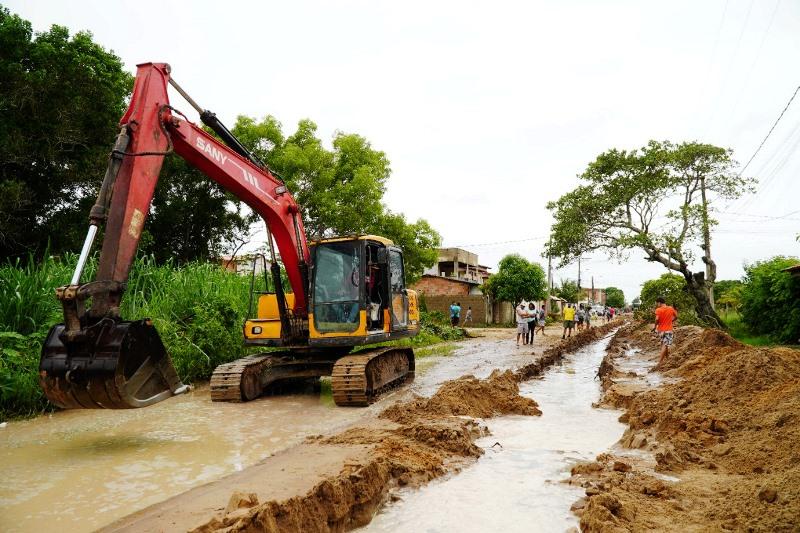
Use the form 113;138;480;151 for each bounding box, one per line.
726;0;782;124
737;84;800;177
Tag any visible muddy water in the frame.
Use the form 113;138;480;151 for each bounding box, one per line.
364;334;625;533
0;330;540;532
0;385;363;533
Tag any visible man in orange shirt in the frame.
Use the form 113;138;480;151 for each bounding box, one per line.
653;297;678;365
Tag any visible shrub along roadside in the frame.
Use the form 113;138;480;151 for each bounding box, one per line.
0;258;464;421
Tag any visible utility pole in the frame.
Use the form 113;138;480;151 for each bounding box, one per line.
577;256;582;290
546;251;553;315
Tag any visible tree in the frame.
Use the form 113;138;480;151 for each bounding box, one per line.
739;256;800;344
605;286;625;308
0;8;133;259
546;140;751;326
230;115;441;282
139;157;255;263
554;278;581;303
483;254;547;309
639;273;697;322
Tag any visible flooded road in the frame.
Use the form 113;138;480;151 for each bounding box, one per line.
363;333;625;533
0;385;364;533
0;329;535;532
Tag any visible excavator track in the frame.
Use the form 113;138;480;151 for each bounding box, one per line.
211;352;337;403
331;347;415;406
210;354;274;402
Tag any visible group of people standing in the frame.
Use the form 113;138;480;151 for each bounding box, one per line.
515;302;547;347
449;302;472;326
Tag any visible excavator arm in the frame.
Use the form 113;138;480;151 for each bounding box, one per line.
91;62;309;317
40;62;310;409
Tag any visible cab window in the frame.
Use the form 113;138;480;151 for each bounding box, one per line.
313;242;361;333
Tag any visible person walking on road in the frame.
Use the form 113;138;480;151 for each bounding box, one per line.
450;302;462;327
463;306;473;326
536;305;547;335
576;305;585;331
562;304;576;339
516;303;530;347
653;297;678;366
526;302;537;345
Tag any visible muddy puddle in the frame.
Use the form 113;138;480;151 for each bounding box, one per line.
0;385;363;533
0;330;544;532
363;335;624;532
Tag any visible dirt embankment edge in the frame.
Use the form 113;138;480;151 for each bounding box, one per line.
571;323;800;532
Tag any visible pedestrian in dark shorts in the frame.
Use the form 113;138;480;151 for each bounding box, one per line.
562;304;576;339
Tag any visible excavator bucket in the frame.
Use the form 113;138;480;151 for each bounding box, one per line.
39;319;188;409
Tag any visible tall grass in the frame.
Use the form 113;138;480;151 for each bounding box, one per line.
0;255;252;420
0;257;464;421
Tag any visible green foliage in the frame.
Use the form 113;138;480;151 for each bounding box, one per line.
714;279;743;299
739;257;800;344
0;255;253;420
605;286;625;308
638;273;699;324
140;156;255;263
482;254;547;306
0;8;133;258
546;140;751;322
555;278;581;303
418;311;467;342
231;115;441;282
722;312;777;347
716;279;743;314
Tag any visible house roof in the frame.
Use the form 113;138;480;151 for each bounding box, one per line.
782;264;800;274
417;274;480;286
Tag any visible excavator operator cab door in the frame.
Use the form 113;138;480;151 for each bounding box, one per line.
386;246;409;330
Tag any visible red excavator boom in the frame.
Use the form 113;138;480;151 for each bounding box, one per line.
40;62;311;408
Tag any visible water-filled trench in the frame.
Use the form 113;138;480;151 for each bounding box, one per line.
363;334;625;532
0;330;623;532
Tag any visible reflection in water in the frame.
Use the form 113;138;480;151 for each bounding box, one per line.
0;384;360;533
364;336;625;533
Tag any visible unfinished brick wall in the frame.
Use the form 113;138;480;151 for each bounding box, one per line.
411;275;472;296
419;295;489;324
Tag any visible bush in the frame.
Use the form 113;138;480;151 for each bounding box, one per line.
739;256;800;344
637;273;701;325
418;310;466;342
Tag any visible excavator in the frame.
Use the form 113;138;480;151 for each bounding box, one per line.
39;62;419;409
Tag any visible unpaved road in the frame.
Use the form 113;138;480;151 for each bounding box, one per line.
0;327;563;533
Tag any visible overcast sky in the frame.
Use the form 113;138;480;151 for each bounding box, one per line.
9;0;800;301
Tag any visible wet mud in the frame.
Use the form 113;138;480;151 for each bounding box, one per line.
184;322;623;532
570;323;800;532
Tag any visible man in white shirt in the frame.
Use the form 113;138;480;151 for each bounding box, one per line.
516;303;529;347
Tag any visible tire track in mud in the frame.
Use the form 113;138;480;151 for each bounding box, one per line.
189;321;624;533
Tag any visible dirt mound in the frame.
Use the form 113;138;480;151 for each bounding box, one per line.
381;369;541;424
574;325;800;532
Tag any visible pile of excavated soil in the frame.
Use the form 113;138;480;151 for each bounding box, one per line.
380;369;542;424
572;324;800;532
190;324;627;533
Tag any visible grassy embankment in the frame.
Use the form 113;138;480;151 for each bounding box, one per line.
0;256;464;421
720;311;778;347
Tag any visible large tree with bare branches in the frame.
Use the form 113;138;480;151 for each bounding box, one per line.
546;141;752;326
